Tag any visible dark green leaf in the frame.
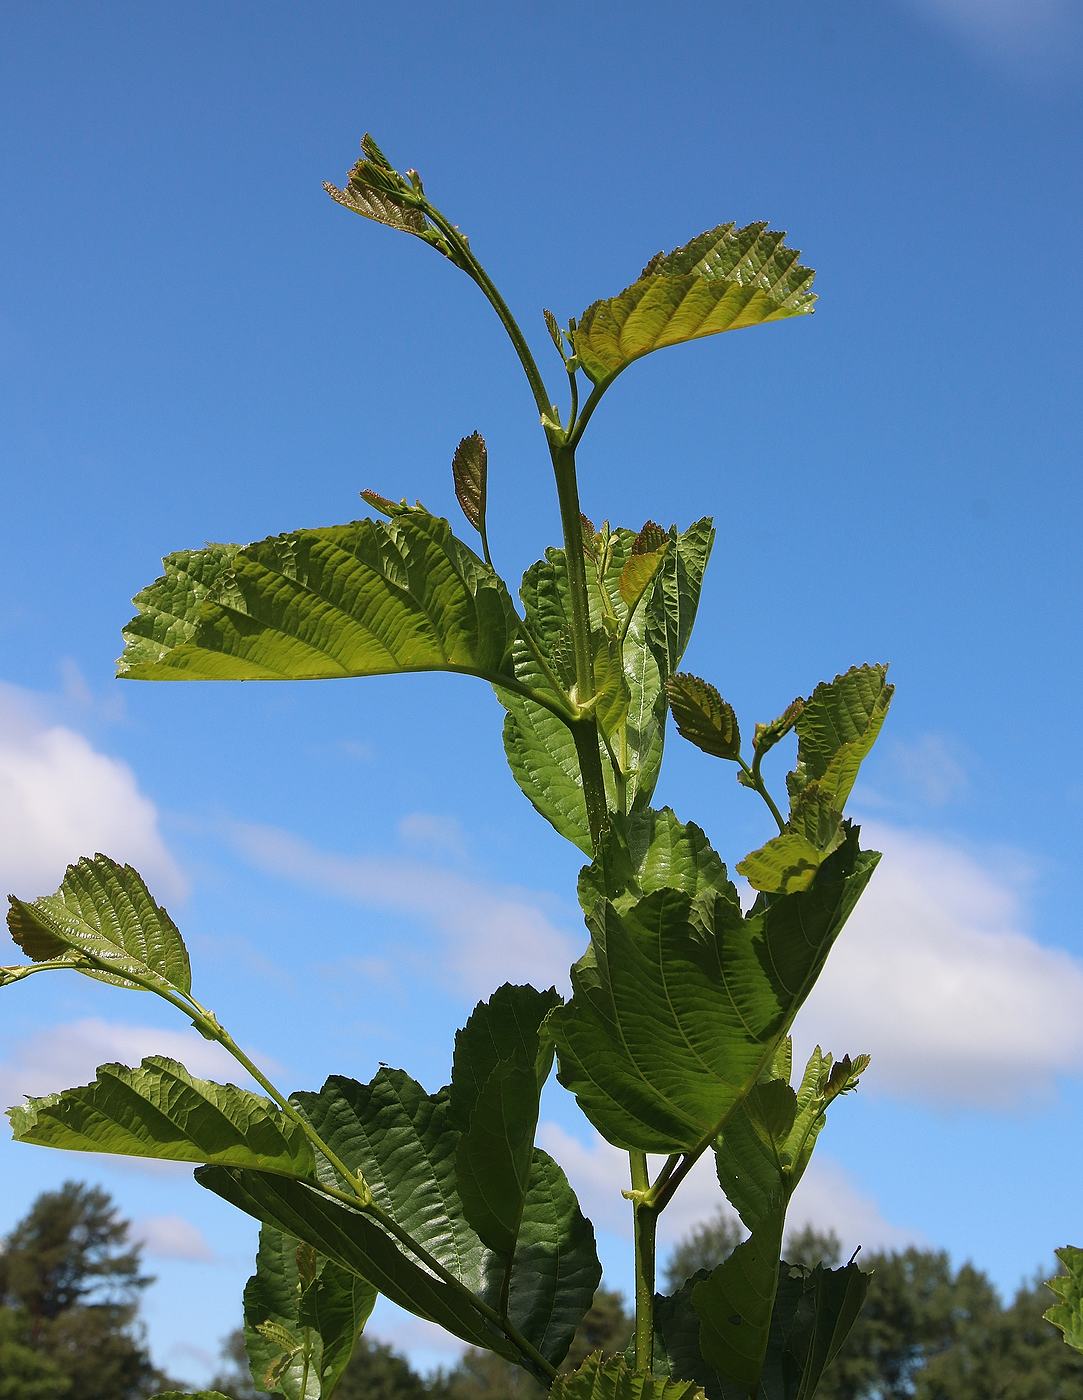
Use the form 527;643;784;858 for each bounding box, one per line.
198;1165;517;1358
452;432;488;538
119;511;520;684
551;1354;705;1399
1046;1246;1083;1354
690;1046;869;1389
665;675;740;761
8;1057;314;1175
244;1223;376;1399
450;984;559;1258
573;223;815;390
547;827;877;1152
292;1066;599;1366
7;855;190;994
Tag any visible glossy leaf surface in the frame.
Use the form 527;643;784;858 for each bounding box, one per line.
500;520;712;851
119;511;520;684
8;1057;314;1175
548;823;877;1152
198;1166;518;1358
7;855;190;994
292;1064;599;1364
574;224;815;389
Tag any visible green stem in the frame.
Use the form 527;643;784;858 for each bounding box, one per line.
299;1337;312;1398
567;382;607;450
630;1152;656;1375
421;202;555;428
738;756;787;834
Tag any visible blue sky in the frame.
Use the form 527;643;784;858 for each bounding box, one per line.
2;0;1082;1385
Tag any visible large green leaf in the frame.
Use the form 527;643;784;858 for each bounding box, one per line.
449;984;559;1259
198;1165;517;1358
291;1065;599;1365
657;1261;867;1400
738;666;893;895
547;823;877;1152
578;808;735;926
1046;1246;1083;1354
500;520;712;852
691;1048;868;1388
7;1057;314;1175
551;1354;705;1400
243;1224;375;1399
573;224;815;390
7;855;190;994
119;510;521;684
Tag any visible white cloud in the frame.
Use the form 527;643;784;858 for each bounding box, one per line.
134;1214;217;1262
227;821;577;997
0;683;184;905
0;1017;277;1114
871;733;971;810
396;812;468;860
794;819;1083;1107
538;1122;916;1261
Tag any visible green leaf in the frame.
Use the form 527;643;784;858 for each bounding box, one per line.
1046;1246;1083;1354
656;1261;868;1400
151;1392;234;1399
7;855;190;994
573;224;815;390
452;432;488;539
292;1066;599;1365
449;984;559;1258
547;826;877;1152
665;675;740;761
735;833;826;897
739;665;892;894
790;664;893;812
578;808;736;927
244;1224;376;1399
499;519;712;852
198;1165;517;1358
551;1354;706;1399
8;1057;314;1175
593;630;632;734
691;1046;868;1388
324;136;453;259
119;510;520;685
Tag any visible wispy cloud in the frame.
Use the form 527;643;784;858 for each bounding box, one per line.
900;0;1080;71
134;1214;217;1262
226;820;578;997
0;1017;280;1119
0;683;184;904
538;1123;917;1261
795;819;1083;1107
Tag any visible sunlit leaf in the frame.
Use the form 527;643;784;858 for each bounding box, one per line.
7;855;190;994
324;135;454;260
500;520;712;851
574;224;815;390
8;1057;314;1175
119;510;521;684
1046;1246;1083;1354
547;825;877;1152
